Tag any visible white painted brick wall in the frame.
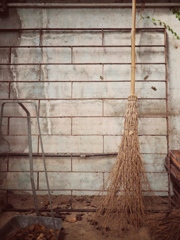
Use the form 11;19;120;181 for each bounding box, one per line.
10;82;71;99
136;47;165;63
0;7;173;196
72;117;167;135
142;154;167;172
72;156;116;172
139;136;167;154
72;117;123;135
0;82;9;98
41;136;103;153
0;157;7;171
73;81;166;99
147;173;168;192
104;64;165;80
104;31;164;46
1;118;7;135
1;172;37;190
40;100;103;117
9;117;72;135
9;156;71;172
39;172;103;190
46;65;102;81
20;32;39;46
138;100;166;116
103;172;168;192
103;99;167;117
12;48;71;64
0;49;9;63
0;136;38;153
11;65;40;81
138;118;167;135
73;47;131;63
43;32;102;46
104;136;167;153
0;101;39;117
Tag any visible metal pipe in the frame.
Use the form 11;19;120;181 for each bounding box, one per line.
0;101;58;238
0;27;165;31
0;62;166;66
0;45;165;48
0;152;117;157
34;102;58;240
0;102;40;216
3;3;180;8
3;208;96;213
3;208;169;213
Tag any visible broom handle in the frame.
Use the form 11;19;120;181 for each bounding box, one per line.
131;0;136;95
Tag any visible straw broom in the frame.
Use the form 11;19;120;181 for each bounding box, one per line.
93;0;152;233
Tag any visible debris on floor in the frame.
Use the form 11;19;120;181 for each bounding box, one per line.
0;193;172;240
4;223;59;240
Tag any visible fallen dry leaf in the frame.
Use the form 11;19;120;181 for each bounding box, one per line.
4;223;59;240
65;215;77;223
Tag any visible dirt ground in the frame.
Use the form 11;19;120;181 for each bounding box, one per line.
0;192;170;240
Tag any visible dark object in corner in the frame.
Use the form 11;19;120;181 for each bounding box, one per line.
0;0;9;18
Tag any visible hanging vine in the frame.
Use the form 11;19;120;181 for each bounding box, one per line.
143;8;180;40
171;8;180;21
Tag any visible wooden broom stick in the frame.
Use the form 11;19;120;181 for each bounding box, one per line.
131;0;136;95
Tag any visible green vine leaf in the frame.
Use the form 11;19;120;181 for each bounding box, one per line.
144;16;180;40
171;8;180;21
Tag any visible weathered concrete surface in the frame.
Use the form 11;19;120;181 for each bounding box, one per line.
1;6;179;196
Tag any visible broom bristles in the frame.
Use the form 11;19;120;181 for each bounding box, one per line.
147;209;180;240
93;95;153;233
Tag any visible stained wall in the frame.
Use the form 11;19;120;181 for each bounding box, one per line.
0;6;180;196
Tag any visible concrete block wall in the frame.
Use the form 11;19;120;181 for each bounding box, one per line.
1;7;179;196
